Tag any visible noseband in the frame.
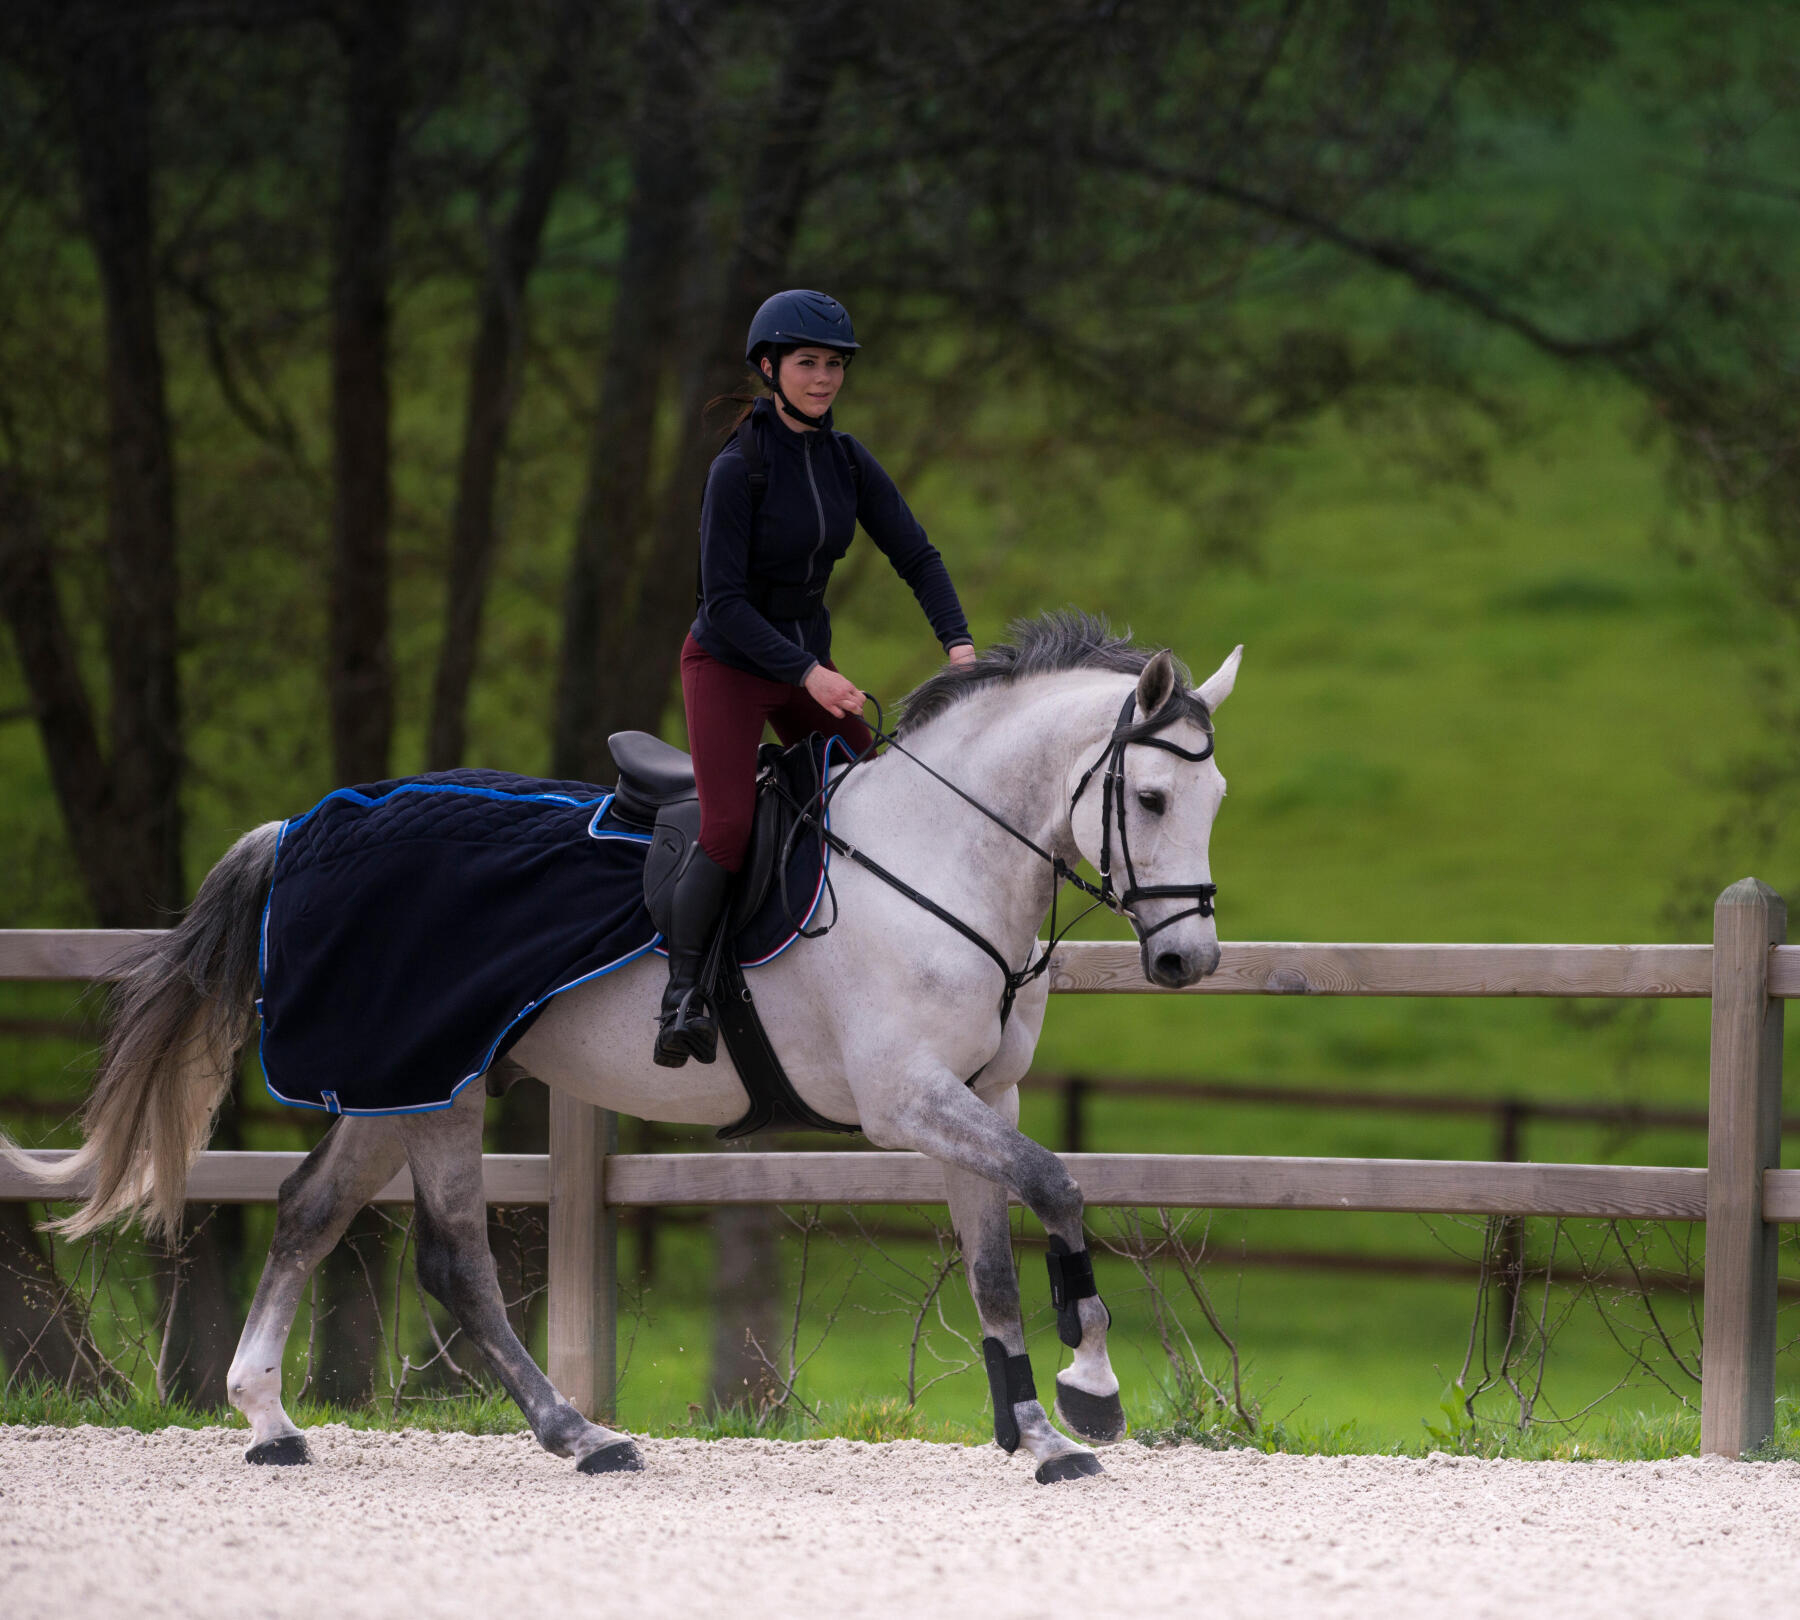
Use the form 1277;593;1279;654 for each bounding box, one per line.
1068;691;1219;943
785;683;1220;1029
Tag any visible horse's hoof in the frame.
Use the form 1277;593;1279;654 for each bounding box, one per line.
1055;1375;1127;1445
1035;1451;1104;1485
576;1439;644;1475
245;1434;310;1467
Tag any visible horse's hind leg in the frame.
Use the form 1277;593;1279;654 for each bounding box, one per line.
396;1085;642;1475
229;1114;406;1464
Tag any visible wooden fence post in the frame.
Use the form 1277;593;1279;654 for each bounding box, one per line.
1701;877;1786;1457
547;1095;618;1421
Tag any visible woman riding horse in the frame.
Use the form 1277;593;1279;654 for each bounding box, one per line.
658;288;978;1066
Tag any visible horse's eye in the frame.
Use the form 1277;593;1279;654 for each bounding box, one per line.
1137;790;1166;816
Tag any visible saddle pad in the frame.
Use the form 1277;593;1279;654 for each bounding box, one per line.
257;765;828;1116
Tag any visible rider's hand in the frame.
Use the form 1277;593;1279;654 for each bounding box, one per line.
803;662;867;718
947;643;977;667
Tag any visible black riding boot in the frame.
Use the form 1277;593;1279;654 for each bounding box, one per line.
653;846;731;1068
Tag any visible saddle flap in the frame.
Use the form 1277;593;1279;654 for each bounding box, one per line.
607;730;697;827
638;733;830;951
642;798;703;940
727;745;798;935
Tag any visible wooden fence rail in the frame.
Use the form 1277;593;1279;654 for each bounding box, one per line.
0;878;1791;1453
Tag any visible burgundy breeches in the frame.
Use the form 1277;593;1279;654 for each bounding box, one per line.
679;634;874;871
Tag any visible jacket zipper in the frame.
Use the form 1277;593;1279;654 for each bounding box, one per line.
801;432;829;589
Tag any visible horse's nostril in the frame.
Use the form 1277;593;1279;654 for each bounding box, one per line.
1154;950;1185;982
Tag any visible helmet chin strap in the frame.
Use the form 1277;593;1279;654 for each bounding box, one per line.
761;359;831;429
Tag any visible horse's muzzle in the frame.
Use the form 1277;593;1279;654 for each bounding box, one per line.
1143;939;1221;988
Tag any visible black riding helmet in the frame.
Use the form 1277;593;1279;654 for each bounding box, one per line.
746;289;859;428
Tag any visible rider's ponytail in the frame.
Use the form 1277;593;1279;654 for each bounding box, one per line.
706;348;785;438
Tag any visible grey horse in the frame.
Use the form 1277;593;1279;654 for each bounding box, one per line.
6;613;1241;1484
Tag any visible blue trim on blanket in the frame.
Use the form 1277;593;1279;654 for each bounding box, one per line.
586;792;653;844
284;779;604;839
256;817;287;1004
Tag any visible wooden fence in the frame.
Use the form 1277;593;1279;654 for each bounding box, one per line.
1;877;1793;1454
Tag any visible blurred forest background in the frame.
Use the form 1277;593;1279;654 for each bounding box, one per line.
6;0;1800;1449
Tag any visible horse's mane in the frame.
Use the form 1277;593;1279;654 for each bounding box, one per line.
895;609;1213;741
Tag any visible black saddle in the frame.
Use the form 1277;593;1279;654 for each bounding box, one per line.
606;731;695;823
607;730;795;939
606;729;856;1139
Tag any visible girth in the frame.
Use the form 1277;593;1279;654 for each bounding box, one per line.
710;955;850;1138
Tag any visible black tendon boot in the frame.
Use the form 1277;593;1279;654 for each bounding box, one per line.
653;846;731;1067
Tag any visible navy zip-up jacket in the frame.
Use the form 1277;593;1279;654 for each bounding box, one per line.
690;396;972;684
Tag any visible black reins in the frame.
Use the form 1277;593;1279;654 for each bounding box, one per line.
775;686;1219;1028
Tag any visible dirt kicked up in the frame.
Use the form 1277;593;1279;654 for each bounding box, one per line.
2;1425;1797;1619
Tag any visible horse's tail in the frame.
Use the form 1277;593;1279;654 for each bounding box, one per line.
0;822;282;1243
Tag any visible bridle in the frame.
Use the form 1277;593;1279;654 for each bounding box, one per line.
1069;689;1219;940
780;683;1219;1028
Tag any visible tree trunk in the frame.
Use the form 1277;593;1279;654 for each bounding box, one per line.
62;14;184;925
328;0;408;786
153;1210;239;1409
0;474;118;921
0;1203;121;1395
709;1192;784;1413
426;0;585;770
550;0;713;780
312;1207;391;1406
57;18;245;1411
153;1094;243;1410
582;2;850;754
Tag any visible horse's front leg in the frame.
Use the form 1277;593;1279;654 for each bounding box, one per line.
943;1157;1103;1483
861;1067;1118;1479
955;1082;1125;1446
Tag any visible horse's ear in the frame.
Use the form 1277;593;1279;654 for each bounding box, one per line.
1136;649;1177;715
1197;645;1243;712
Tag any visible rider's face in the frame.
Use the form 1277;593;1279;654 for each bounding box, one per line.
765;348;847;424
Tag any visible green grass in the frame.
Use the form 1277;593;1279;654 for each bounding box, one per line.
0;1381;529;1436
18;1376;1800;1466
